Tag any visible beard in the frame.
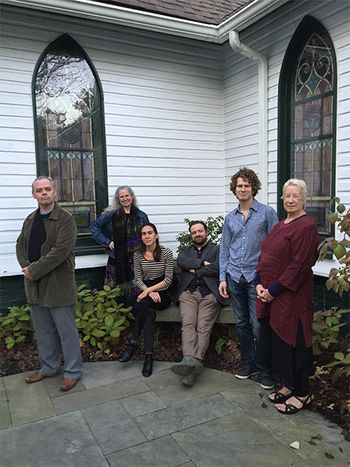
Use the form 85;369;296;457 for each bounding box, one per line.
193;237;207;246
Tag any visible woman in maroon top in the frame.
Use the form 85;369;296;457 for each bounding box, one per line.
256;179;320;415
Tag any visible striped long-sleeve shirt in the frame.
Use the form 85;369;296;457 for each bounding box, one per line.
133;246;174;291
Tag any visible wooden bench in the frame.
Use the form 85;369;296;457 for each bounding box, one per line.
155;304;235;324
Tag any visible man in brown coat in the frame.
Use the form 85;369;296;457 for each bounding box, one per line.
16;176;82;391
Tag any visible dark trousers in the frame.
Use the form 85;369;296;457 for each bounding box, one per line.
261;318;314;397
131;290;171;353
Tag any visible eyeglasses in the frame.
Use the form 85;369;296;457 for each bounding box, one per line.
280;194;303;200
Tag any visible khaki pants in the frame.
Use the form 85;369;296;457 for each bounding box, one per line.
179;290;220;360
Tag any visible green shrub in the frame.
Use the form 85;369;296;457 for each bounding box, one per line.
0;304;32;349
177;215;224;251
215;336;227;355
324;347;350;377
318;198;350;296
312;307;350;380
76;284;134;354
312;307;349;355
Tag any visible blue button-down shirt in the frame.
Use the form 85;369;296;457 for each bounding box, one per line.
219;199;279;283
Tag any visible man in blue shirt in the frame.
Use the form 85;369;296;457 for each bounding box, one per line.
219;168;278;389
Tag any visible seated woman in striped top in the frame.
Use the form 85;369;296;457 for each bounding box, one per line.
119;223;174;377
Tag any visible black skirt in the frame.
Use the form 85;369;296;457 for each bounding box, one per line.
271;322;315;385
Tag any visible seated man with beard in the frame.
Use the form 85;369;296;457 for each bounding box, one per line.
171;221;223;386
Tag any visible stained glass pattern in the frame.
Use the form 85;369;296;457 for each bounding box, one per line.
296;33;332;100
291;30;334;236
35;38;100;233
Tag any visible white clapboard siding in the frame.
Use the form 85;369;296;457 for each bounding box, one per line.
0;5;224;275
223;0;350;212
1;2;349;278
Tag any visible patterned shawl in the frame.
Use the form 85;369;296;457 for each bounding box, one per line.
112;206;143;287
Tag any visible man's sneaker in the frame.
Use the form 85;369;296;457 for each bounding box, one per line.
235;366;258;380
182;373;195;387
170;356;195;377
260;374;274;390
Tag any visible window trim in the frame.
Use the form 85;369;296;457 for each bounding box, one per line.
32;33;108;255
277;15;337;233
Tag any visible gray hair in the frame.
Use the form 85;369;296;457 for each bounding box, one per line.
104;185;137;212
31;175;56;192
282;178;308;201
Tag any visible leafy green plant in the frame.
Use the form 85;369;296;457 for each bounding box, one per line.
312;307;350;380
312;307;350;355
0;304;32;349
76;284;134;354
321;346;350;381
215;336;227;355
318;198;350;296
177;215;224;250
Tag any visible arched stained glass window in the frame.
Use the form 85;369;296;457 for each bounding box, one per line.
33;34;107;250
278;17;336;238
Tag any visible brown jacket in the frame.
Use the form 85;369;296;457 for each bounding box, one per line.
16;203;77;307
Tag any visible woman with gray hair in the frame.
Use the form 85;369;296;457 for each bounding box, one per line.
255;179;319;415
90;186;149;298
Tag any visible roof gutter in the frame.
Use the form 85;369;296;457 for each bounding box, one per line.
3;0;289;43
229;30;268;203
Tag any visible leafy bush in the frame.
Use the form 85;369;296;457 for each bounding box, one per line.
177;215;224;250
318;198;350;296
215;336;228;355
317;198;350;379
312;307;350;380
0;304;32;349
76;284;134;354
324;347;350;378
312;307;350;355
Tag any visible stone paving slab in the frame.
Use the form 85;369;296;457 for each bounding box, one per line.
172;414;301;466
106;435;190;467
221;390;350;465
0;411;109;467
51;377;150;414
1;362;349;467
136;393;238;440
83;361;172;389
4;372;54;426
81;399;148;454
81;399;130;429
92;416;148;454
0;378;11;429
120;390;168;417
146;367;239;406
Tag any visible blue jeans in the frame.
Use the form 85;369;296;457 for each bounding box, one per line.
227;274;270;376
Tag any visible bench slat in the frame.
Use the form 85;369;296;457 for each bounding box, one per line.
155;305;234;324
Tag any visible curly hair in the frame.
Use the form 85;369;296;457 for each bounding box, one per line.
230;167;261;197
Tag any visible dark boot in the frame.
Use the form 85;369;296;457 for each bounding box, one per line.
142;354;153;377
119;341;138;363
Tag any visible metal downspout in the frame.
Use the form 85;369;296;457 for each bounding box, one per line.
229;30;268;203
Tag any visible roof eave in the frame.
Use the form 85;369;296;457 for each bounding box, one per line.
2;0;290;43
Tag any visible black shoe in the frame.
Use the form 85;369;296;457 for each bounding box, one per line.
119;341;138;363
234;365;258;380
260;374;274;390
142;354;153;377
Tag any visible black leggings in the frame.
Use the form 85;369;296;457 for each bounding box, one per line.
131;290;171;353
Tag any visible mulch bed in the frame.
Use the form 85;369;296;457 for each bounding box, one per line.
1;322;349;440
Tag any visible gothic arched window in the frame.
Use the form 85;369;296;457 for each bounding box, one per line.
33;34;107;251
278;16;337;238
